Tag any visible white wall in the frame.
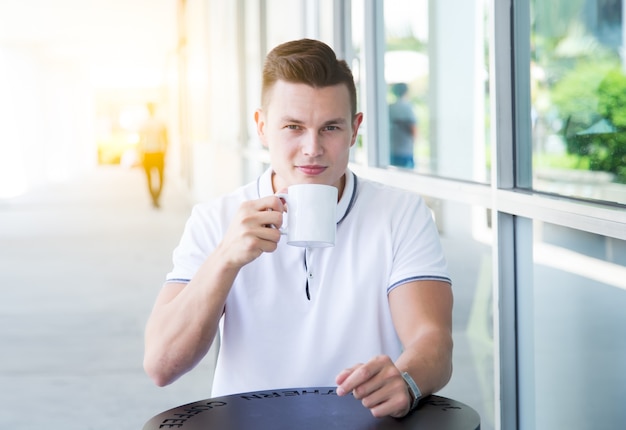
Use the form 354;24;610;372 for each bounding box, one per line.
181;0;244;204
0;46;95;198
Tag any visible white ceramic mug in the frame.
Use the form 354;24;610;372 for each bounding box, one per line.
276;184;338;247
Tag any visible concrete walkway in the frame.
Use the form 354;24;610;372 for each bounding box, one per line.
0;166;215;429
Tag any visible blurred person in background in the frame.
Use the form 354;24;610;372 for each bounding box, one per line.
138;102;168;208
389;83;417;169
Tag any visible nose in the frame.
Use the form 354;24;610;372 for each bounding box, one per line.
301;131;323;157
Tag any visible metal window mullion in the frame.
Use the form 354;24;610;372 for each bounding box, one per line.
348;164;493;207
509;3;537;427
496;189;626;240
513;1;533;191
490;0;519;429
333;0;351;60
363;0;387;167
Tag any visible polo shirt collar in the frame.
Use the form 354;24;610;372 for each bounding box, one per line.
257;168;356;224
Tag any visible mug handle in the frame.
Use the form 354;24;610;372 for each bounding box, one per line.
274;193;289;235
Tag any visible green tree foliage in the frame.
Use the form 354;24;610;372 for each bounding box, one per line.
552;61;614;136
593;69;626;181
552;62;626;182
597;69;626;127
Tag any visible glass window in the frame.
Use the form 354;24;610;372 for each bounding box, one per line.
435;200;495;430
530;0;626;205
382;0;491;182
383;0;428;171
518;221;626;428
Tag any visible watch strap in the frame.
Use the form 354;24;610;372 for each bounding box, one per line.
401;371;422;411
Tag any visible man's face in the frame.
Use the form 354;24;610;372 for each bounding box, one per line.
255;80;363;197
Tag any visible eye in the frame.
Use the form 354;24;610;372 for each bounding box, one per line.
285;124;301;130
323;125;340;131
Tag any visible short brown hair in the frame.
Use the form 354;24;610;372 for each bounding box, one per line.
261;39;357;116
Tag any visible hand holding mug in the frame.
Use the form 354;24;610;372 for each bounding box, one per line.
218;196;285;268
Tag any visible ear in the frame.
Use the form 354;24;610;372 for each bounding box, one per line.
254;109;268;148
350;112;364;147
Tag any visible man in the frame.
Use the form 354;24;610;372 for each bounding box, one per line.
144;39;453;418
138;102;168;208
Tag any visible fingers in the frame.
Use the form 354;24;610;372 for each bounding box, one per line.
335;365;360;389
335;356;411;418
262;194;288;213
246;197;285;237
239;196;285;229
217;196;286;268
335;364;367;396
336;355;390;396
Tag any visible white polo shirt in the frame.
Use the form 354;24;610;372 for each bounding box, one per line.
166;168;451;396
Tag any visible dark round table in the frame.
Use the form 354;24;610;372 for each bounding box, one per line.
143;387;480;429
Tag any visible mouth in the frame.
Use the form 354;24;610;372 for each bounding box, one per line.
297;165;327;176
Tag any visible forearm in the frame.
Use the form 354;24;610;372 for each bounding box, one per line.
395;327;453;396
144;196;285;386
143;254;238;386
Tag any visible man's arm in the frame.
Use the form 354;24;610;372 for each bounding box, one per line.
336;280;453;418
143;195;286;386
143;260;237;387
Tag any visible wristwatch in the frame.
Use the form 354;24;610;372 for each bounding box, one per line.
401;371;422;412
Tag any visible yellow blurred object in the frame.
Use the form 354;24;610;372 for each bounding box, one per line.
97;131;140;165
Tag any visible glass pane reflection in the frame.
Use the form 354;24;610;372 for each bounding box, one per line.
383;0;491;183
435;200;494;430
519;221;626;428
384;0;427;171
531;0;626;204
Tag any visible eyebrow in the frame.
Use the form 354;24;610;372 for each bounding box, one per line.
323;118;348;126
280;116;304;124
280;116;348;126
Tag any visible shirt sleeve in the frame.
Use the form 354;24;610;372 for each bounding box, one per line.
165;203;219;283
387;194;451;293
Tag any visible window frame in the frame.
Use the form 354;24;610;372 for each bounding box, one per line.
239;2;626;427
347;1;626;430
